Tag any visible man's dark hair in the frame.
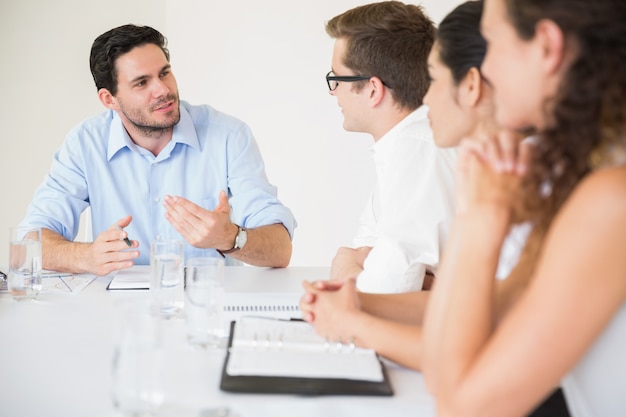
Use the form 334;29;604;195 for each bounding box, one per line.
89;24;170;95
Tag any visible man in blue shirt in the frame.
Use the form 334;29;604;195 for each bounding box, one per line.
20;24;296;275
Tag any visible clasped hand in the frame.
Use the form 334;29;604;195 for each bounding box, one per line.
300;277;361;343
456;130;532;219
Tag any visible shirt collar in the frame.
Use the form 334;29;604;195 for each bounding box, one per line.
370;105;429;156
107;103;200;161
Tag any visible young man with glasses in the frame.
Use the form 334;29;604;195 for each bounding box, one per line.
324;1;457;293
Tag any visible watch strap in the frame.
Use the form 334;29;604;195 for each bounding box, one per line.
217;224;246;257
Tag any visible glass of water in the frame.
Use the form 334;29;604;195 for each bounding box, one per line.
111;302;163;416
8;226;42;301
150;239;184;319
185;257;225;348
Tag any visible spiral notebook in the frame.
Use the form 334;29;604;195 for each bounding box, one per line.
220;317;393;396
224;292;302;326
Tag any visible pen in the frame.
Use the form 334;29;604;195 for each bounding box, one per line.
115;225;132;247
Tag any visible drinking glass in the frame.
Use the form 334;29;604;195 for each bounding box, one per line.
150;239;184;319
185;257;225;348
8;226;42;301
110;303;163;416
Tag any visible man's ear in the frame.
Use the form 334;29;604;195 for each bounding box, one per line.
97;88;116;110
368;76;387;107
534;18;565;76
459;66;483;109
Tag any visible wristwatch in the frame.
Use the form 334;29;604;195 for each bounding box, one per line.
218;224;248;256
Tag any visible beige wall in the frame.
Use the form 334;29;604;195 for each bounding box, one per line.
0;0;461;268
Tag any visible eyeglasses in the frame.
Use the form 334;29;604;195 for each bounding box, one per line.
325;71;371;91
325;71;392;91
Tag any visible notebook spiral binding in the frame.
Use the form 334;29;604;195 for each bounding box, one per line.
241;330;356;353
224;304;300;312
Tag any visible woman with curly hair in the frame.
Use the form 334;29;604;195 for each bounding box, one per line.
421;0;626;416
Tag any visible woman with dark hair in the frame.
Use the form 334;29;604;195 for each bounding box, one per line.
421;0;626;415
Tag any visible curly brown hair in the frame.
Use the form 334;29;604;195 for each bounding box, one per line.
504;0;626;280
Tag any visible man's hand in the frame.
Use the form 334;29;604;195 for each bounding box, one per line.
42;215;139;276
85;216;140;275
329;246;371;281
163;190;236;250
164;190;293;267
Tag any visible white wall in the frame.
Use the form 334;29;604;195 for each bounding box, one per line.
0;0;461;268
0;0;166;267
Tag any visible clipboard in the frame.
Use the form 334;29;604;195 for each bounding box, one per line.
219;319;393;396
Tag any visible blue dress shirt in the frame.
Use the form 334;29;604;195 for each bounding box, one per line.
21;101;297;264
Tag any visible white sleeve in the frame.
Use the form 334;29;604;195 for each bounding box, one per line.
355;142;456;293
352;189;378;248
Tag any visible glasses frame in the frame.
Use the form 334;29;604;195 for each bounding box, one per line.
325;71;373;91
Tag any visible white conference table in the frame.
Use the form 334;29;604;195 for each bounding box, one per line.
0;266;435;417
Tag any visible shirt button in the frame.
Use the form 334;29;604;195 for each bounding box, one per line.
155;234;162;240
154;196;160;202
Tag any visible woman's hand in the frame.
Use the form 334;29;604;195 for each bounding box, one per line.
300;278;361;343
456;131;532;222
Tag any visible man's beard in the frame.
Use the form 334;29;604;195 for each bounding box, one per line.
120;94;181;136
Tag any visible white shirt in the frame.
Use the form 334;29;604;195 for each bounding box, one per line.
354;106;457;293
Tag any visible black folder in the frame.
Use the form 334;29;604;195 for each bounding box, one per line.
219;320;393;396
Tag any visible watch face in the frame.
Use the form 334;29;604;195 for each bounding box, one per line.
236;227;248;249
